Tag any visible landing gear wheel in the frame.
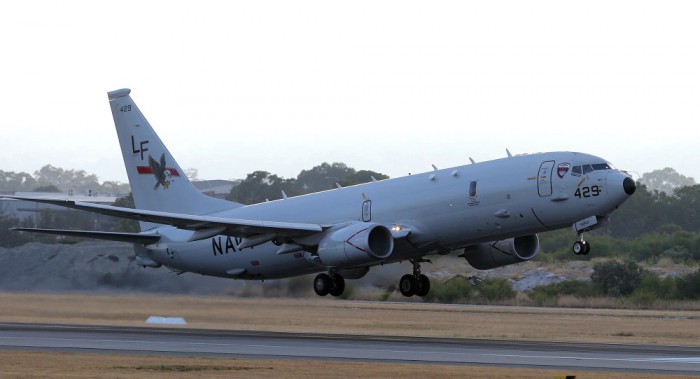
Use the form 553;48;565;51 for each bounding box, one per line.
581;240;591;255
329;274;346;297
313;273;331;296
572;240;590;256
399;274;416;297
414;274;431;297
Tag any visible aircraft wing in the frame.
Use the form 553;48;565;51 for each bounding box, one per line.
2;196;323;239
11;228;161;244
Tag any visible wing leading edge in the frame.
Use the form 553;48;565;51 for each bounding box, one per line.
11;228;161;244
2;196;324;241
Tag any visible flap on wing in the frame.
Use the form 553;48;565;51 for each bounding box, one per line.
11;228;161;244
3;195;323;238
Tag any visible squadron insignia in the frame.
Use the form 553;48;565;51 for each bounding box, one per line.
557;162;570;178
136;153;181;190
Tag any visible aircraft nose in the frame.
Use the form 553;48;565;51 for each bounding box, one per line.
623;177;636;196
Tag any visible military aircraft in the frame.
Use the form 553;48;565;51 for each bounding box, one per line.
4;89;636;297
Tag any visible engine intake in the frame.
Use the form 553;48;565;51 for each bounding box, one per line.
316;223;394;267
463;235;539;270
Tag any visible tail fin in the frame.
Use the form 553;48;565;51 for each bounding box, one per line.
107;89;239;231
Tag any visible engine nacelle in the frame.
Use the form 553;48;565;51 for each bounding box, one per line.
463;235;539;270
316;223;394;267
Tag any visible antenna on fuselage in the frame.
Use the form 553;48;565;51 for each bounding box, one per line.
469;157;475;164
281;190;288;199
431;164;439;171
506;149;512;157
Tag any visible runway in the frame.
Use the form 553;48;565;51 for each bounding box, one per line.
1;323;699;375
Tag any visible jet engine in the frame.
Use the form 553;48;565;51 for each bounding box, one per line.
463;235;539;270
316;223;394;267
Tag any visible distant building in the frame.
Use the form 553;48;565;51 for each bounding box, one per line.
191;180;240;199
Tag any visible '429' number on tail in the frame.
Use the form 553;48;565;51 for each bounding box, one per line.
575;186;600;198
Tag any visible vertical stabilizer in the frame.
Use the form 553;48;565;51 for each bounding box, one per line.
107;89;239;231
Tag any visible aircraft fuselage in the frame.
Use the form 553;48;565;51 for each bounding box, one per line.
144;151;632;280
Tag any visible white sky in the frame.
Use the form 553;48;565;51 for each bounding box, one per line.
1;1;699;184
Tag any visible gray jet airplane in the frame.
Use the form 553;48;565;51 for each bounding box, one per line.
5;89;637;297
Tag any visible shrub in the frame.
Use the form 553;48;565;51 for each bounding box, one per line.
423;276;473;304
527;280;595;306
477;277;516;302
629;288;659;308
591;261;644;296
676;270;700;300
635;272;678;299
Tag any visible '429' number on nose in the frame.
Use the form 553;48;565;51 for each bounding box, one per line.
575;186;600;198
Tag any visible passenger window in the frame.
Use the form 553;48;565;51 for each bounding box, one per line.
582;165;593;174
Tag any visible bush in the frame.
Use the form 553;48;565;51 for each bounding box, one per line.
527;280;594;306
477;277;516;302
635;272;677;299
591;261;644;297
527;286;560;306
629;288;659;308
676;270;700;300
423;276;473;304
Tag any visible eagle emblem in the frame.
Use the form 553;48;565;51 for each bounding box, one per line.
148;153;173;190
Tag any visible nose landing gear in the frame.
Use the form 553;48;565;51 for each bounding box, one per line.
572;236;590;255
571;216;599;256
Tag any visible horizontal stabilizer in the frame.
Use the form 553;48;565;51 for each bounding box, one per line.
3;195;324;238
11;228;161;244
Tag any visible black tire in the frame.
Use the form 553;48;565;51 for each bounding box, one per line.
581;240;591;255
313;273;331;296
572;241;585;255
399;274;416;297
414;274;431;297
329;274;346;297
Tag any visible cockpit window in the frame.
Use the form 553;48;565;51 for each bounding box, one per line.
571;162;613;176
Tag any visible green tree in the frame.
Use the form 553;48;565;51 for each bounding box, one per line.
477;277;516;301
228;171;297;204
341;170;389;186
112;193;139;232
228;163;390;204
591;261;645;296
423;275;474;303
676;270;700;300
0;170;37;192
34;164;100;193
640;167;695;195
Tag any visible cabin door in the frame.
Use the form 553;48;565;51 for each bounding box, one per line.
537;160;555;197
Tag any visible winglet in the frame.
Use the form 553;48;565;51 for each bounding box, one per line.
108;88;131;100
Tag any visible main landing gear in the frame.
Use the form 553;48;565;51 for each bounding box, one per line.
313;272;345;297
572;235;591;256
399;259;431;297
